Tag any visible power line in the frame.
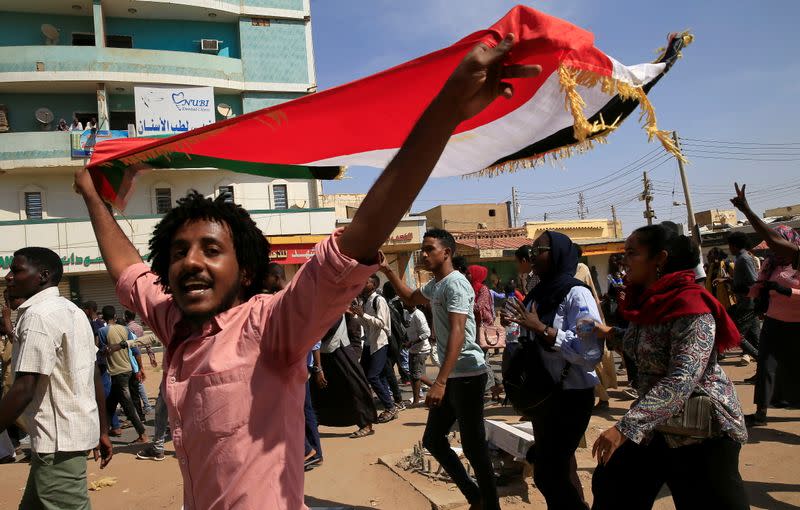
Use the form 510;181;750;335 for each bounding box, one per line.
679;137;800;147
681;154;800;162
516;147;669;199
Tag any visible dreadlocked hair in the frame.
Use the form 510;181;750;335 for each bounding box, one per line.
148;190;271;300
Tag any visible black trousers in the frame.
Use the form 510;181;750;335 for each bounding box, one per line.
107;372;146;435
755;318;800;409
530;387;594;510
592;434;748;510
383;356;403;404
128;373;146;422
423;373;499;510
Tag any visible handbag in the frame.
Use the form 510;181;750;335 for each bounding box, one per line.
478;324;506;349
655;394;713;438
502;336;570;418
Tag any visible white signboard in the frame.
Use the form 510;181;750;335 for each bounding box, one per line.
134;85;215;136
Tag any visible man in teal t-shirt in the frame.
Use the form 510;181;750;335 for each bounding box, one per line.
419;270;486;377
380;229;498;510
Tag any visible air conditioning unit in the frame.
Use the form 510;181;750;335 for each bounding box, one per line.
200;39;220;53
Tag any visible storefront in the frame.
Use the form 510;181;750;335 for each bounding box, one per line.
575;239;625;295
333;216;428;288
266;235;328;281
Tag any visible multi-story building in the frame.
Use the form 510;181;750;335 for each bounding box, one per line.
0;0;333;310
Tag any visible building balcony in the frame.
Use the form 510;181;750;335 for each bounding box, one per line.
0;131;77;170
0;45;247;90
0;207;335;274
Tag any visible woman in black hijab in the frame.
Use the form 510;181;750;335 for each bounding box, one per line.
504;231;604;510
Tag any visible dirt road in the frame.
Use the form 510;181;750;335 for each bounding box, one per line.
0;354;797;509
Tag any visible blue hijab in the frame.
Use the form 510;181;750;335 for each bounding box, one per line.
525;231;588;328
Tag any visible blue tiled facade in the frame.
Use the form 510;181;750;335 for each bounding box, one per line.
242;92;305;113
240;19;309;84
244;0;306;11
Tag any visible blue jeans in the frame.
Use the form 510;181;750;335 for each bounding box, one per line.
153;389;169;453
400;348;410;377
304;380;322;459
101;368;120;429
360;345;394;411
137;380;153;413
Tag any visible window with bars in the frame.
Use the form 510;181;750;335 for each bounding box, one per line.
272;184;288;210
24;192;43;219
155;188;172;214
218;186;234;203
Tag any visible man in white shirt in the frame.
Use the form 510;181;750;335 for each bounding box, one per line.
1;247;112;509
404;303;434;406
350;274;397;423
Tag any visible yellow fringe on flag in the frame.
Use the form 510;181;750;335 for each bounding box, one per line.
474;32;693;177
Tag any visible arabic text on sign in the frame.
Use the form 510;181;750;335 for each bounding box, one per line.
389;232;414;243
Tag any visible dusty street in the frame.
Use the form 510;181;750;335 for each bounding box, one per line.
0;352;797;510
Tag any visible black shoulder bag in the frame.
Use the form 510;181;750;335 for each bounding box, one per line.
503;332;571;418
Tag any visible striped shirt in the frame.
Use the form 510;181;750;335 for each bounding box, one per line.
13;287;99;453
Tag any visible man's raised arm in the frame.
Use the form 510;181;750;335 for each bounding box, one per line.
74;168;143;283
337;34;540;263
379;253;427;307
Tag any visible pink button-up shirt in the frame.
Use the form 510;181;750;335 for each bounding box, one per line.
116;231;375;509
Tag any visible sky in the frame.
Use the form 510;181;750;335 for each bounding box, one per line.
309;0;800;234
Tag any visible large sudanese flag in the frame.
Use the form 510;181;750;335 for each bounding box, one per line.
87;5;692;210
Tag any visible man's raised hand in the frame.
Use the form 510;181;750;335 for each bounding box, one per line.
440;33;541;121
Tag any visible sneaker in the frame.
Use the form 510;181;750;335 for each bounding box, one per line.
304;455;323;471
738;355;751;367
0;454;15;464
395;401;407;411
136;445;165;461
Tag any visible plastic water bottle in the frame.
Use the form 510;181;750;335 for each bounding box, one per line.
576;307;602;360
576;306;595;340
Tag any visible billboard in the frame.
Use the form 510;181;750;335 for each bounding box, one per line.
70;130;129;158
134;85;215;136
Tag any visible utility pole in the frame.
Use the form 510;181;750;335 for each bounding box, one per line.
511;186;518;228
577;192;588;220
640;171;656;225
611;205;619;238
672;131;699;244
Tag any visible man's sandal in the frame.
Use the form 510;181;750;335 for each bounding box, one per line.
349;427;375;439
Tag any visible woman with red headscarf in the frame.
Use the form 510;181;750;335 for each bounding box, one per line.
592;224;747;510
467;265;497;391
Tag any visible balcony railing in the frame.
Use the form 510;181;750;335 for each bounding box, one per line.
0;131;75;169
0;46;244;85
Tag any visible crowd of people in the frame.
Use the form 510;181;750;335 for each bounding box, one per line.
0;33;798;510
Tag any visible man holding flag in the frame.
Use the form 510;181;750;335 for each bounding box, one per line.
74;33;539;510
